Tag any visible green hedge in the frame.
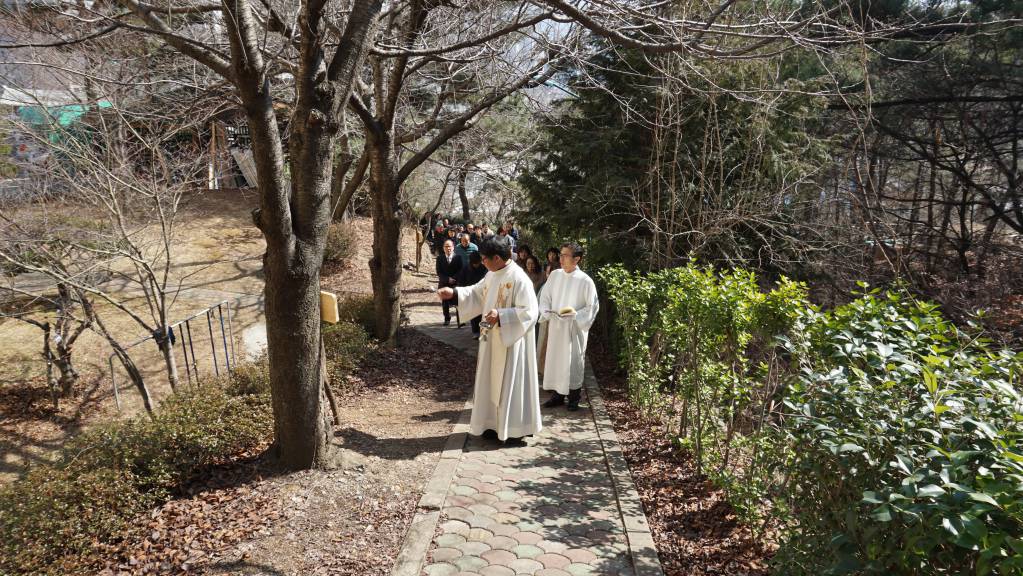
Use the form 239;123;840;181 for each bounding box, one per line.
601;265;1023;575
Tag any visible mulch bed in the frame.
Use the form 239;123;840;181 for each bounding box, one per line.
92;326;475;576
591;349;774;576
97;453;281;575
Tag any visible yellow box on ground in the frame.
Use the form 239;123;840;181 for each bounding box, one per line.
320;290;339;324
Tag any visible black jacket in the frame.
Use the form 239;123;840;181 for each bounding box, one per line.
436;253;463;286
458;262;487;288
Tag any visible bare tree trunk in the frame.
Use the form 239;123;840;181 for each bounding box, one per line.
366;128;403;344
97;317;155;414
158;333;180;392
457;167;470;221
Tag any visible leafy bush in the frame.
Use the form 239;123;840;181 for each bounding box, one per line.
600;264;807;530
0;372;272;575
0;468;150;574
775;288;1023;575
323;320;371;390
323;221;358;265
338;293;376;334
69;385;272;497
602;265;1023;575
224;355;271;396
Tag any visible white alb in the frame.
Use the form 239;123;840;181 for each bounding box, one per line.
455;260;542;440
538;268;600;395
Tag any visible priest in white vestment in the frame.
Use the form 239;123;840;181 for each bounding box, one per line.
538;242;599;411
437;235;542;445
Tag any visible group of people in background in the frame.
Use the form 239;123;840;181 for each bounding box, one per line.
427;213;567;337
435;232;599;445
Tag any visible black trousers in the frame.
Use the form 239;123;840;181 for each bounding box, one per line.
440;282;454;320
470;315;481;334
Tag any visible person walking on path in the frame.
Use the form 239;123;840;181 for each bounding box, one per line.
436;235;542;445
455;233;478;267
538;242;599;411
457;251;488;337
436;239;462;326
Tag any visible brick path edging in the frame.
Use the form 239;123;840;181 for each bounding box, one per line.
583;365;664;576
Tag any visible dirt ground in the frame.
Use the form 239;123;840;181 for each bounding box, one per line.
1;189;269;481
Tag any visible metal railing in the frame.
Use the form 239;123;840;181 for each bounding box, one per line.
108;300;236;410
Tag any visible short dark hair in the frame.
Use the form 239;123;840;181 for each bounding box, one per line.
561;241;584;259
469;251;482;265
480;235;512;260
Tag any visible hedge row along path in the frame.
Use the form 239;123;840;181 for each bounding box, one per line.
397;301;664;576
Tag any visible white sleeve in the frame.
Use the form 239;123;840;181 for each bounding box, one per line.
537;278;554;324
573;277;600;332
497;275;539;347
454;276;487;319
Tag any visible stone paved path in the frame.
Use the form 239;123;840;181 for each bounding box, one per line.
397;300;662;576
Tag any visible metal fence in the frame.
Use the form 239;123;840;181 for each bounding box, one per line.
108;300;236;410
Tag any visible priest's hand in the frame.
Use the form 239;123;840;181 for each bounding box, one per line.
484;308;500;326
437;287;455;300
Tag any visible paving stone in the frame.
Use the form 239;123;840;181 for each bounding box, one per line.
467;527;495;542
515;520;544;532
507;558;544;574
486;535;519;551
447;495;477;508
423;563;460;576
493;512;521;524
474;493;501;505
481;548;517;565
457;540;491;556
431;547;463;563
435;533;467;548
511;544;544;559
479;566;516;576
511;531;543;545
440;520;471;536
468;514;496;528
562;549;597;564
495;490;519;501
476;482;503;494
446;507;475;522
564;564;595;576
452;554;488;572
535;553;571;569
468;503;499;516
452;484;479;497
488;524;520;537
537;540;569;554
402;322;664;576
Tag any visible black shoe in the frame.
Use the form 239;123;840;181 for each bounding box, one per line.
542;392;565;408
567;388;582;412
481;429;498;440
443;318;451;326
503;437;527;447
